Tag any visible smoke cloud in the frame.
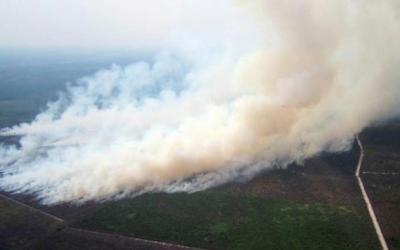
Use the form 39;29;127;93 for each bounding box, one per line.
1;0;400;204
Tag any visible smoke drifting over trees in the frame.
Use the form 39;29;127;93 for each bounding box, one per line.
1;0;399;204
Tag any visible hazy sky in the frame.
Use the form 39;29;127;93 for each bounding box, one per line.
0;0;262;50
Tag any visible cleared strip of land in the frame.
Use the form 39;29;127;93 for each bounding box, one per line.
0;193;199;250
362;171;400;175
355;136;388;250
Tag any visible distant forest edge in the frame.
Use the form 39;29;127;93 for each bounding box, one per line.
0;50;148;128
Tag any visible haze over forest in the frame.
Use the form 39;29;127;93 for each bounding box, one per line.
0;0;399;204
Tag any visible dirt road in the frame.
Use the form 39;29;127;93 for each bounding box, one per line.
355;136;388;250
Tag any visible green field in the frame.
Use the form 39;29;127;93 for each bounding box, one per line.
77;191;379;250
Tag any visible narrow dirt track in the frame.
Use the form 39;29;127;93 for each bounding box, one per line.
355;136;388;250
0;193;201;249
0;193;65;223
362;171;400;176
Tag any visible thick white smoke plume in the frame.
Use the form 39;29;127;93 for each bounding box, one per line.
1;0;400;204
